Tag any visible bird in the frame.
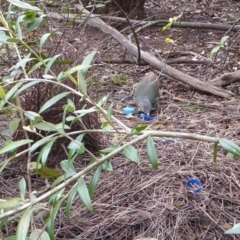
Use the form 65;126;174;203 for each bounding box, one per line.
134;72;160;115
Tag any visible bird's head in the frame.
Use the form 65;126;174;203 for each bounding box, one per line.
138;98;152;115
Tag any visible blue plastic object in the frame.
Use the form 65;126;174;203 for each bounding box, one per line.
123;107;135;115
186;178;202;194
140;113;155;121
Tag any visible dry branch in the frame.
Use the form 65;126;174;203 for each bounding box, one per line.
210;70;240;87
72;5;233;99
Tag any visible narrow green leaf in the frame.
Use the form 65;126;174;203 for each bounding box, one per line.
45;54;61;74
47;198;65;240
0;216;8;231
101;160;113;171
5;82;23;101
147;137;158;169
131;125;148;134
39;92;70;114
123;145;140;163
107;101;114;120
12;58;34;71
89;165;102;199
0;85;6;99
68;134;85;150
66;183;78;220
74;108;96;115
19;178;26;200
8;118;21;134
6;235;31;240
16;81;39;95
30;229;50;240
80;51;96;77
0;197;23;209
77;72;87;95
16;207;32;240
60;160;76;175
225;223;240;234
41;139;56;166
97;95;108;107
0;139;33;155
30;134;57;152
24;111;43;123
219;138;240;158
9;0;41;11
100;145;120;153
77;177;93;212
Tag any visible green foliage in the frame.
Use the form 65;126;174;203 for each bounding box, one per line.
219;138;240;158
0;1;162;239
211;36;229;57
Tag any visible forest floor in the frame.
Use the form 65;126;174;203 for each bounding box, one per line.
1;0;240;239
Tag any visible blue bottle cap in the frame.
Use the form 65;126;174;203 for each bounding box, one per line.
140;113;155;121
186;178;202;194
123;107;135;115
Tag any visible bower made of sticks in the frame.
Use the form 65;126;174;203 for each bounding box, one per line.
14;80;103;165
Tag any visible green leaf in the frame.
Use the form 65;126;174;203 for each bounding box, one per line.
60;160;76;175
101;160;113;171
16;81;39;94
225;223;240;234
77;177;93;212
68;134;85;150
16;207;32;240
211;46;220;57
77;72;87;95
3;140;17;154
89;165;102;199
0;85;6;99
45;55;61;74
36;166;61;179
100;144;120;153
27;17;43;31
8;118;21;134
74;107;96;115
147;137;158;169
97;95;108;107
102;122;113;132
0;139;33;155
220;36;229;46
80;51;96;77
47;197;65;240
30;229;50;240
131;125;147;134
9;0;41;11
66;65;91;76
19;178;26;200
219;138;240;158
5;82;23;101
30;134;57;152
0;197;23;209
40;139;56;166
66;183;78;220
24;111;43;123
34;122;69;132
107;101;114;120
6;236;31;240
0;215;8;231
39;92;70;114
12;57;35;71
123;145;140;163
